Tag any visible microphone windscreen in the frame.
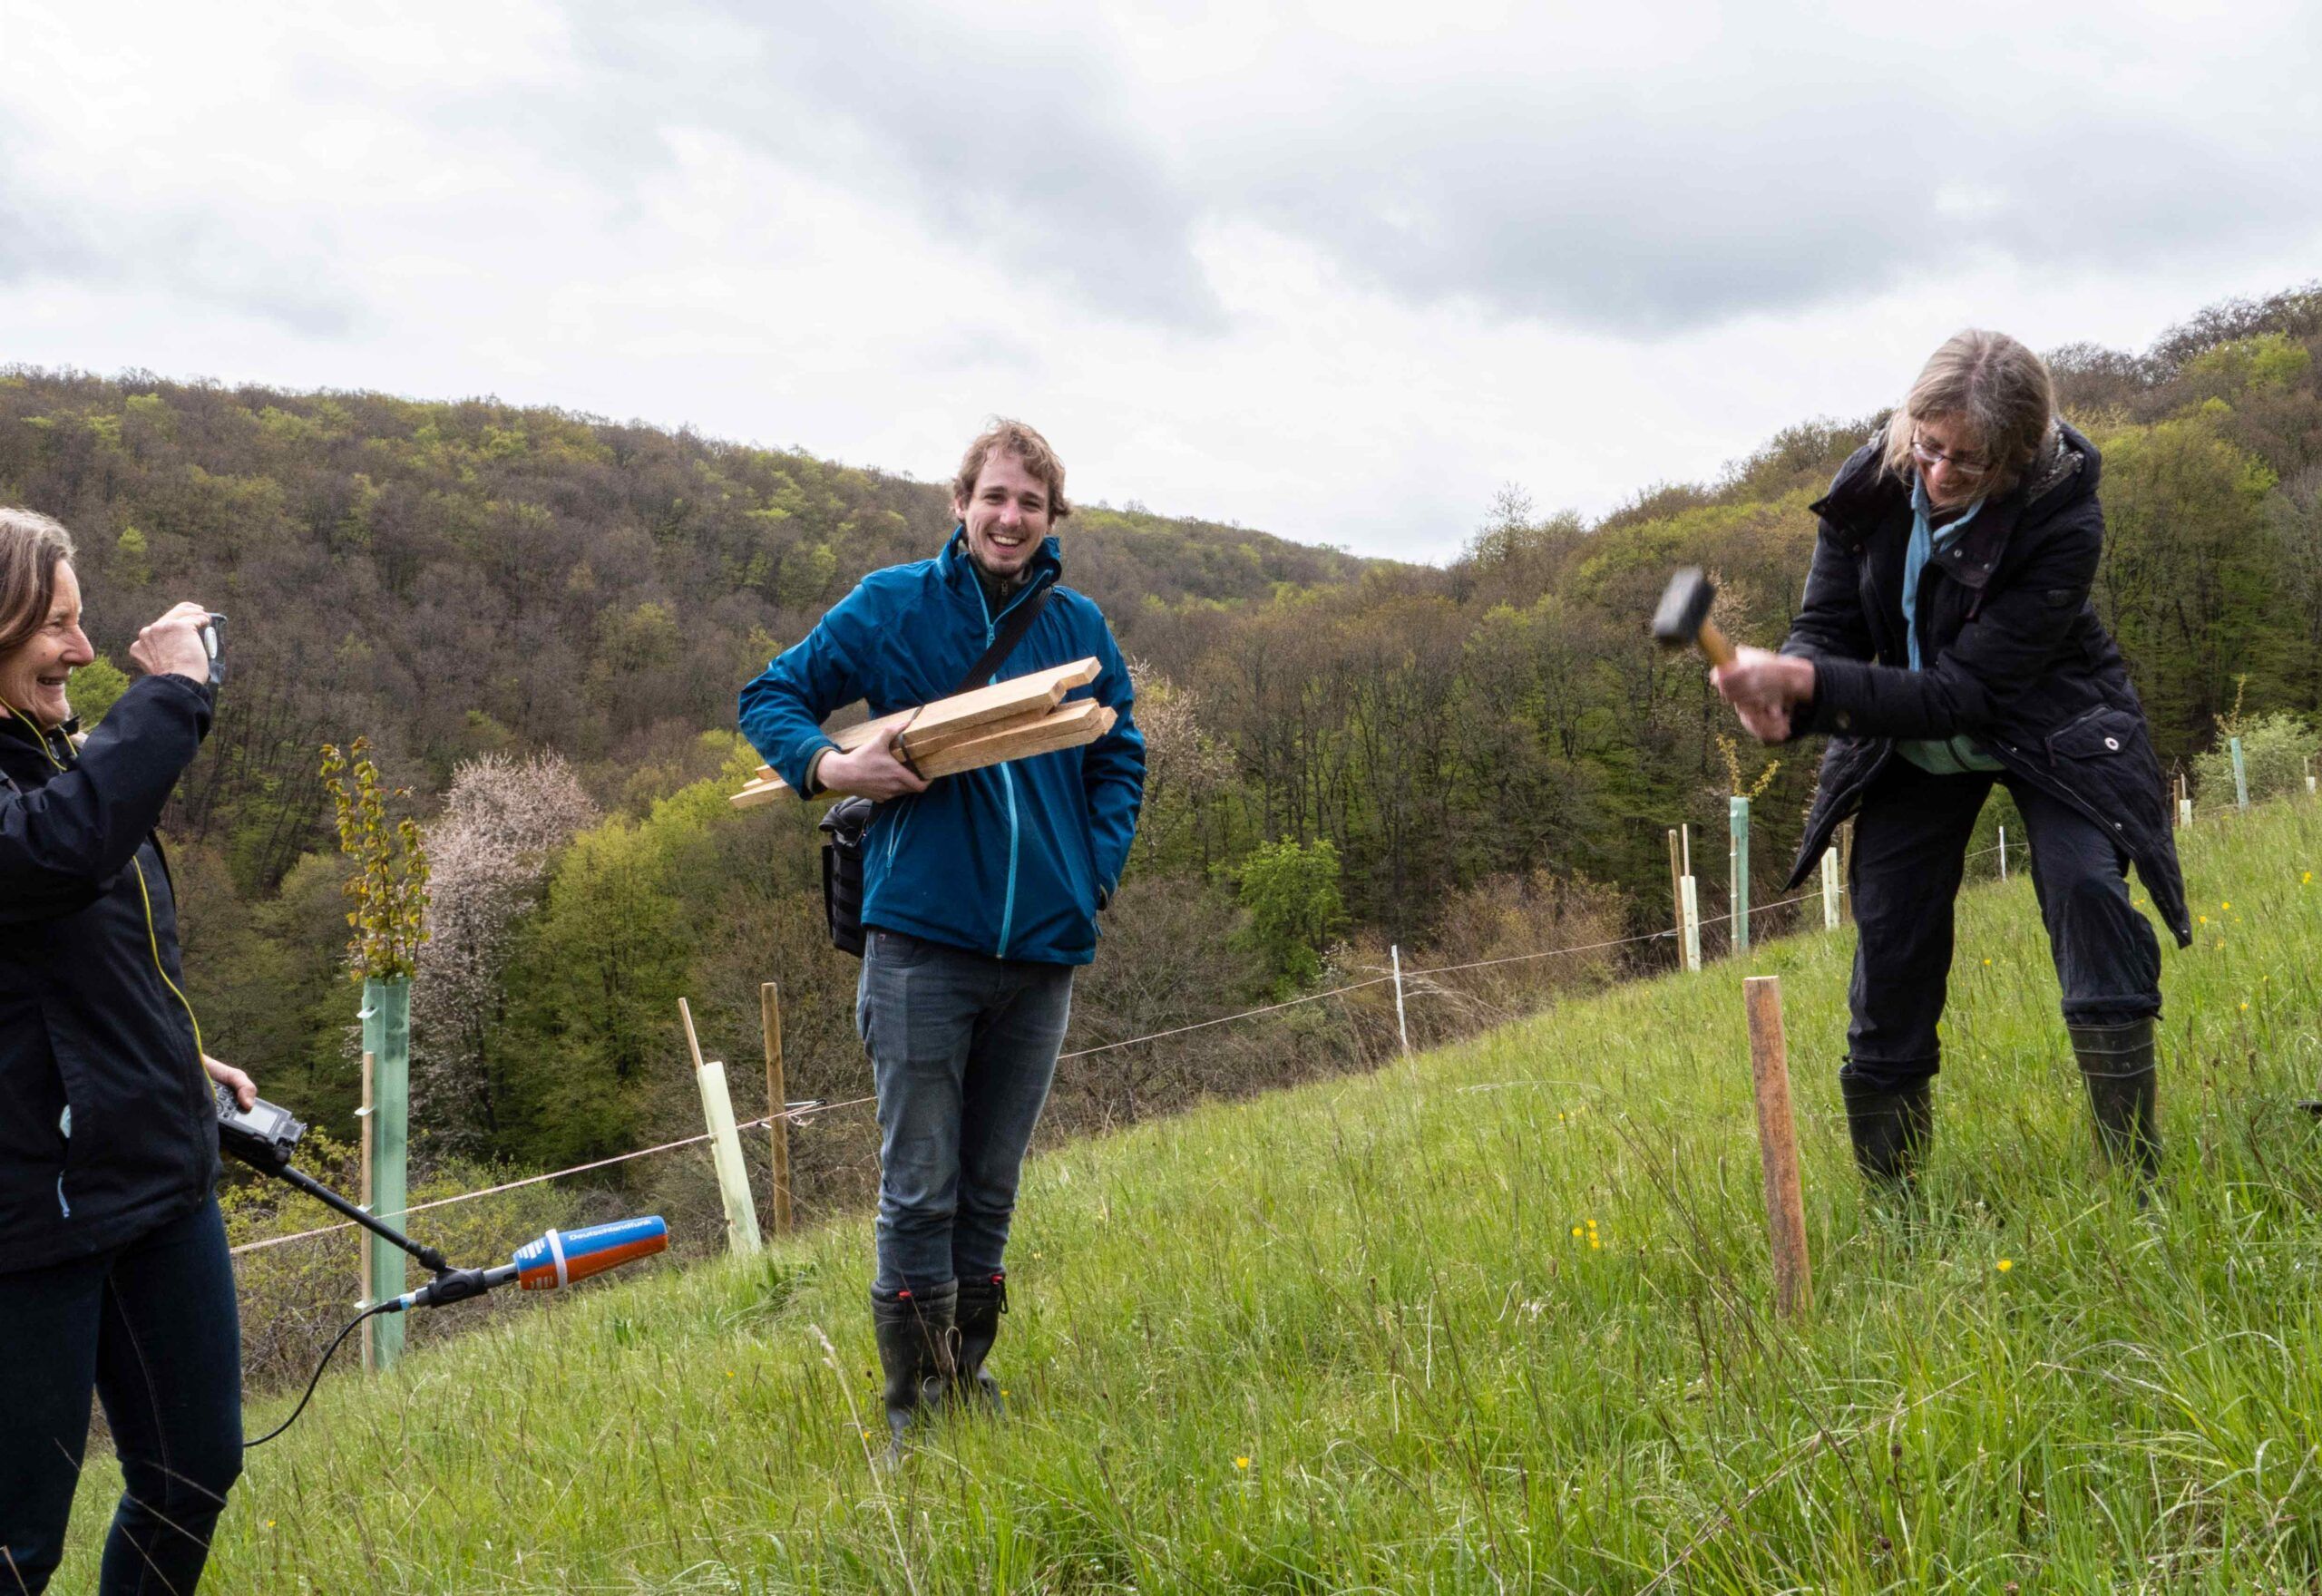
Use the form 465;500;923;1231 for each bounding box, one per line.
512;1216;669;1291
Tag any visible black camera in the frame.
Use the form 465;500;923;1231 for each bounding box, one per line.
215;1083;304;1171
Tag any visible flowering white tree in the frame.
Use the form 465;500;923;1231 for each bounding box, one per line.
1127;656;1233;865
410;753;597;1147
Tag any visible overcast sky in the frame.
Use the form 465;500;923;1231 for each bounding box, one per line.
5;1;2318;562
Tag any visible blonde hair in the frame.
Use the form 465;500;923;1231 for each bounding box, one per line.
1879;329;2058;500
0;508;77;661
951;418;1072;521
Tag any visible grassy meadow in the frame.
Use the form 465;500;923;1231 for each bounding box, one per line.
60;794;2322;1592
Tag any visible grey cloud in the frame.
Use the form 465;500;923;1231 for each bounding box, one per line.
14;7;2319;345
0;117;361;336
435;5;2322;339
554;7;2322;339
1215;66;2322;336
540;0;1222;328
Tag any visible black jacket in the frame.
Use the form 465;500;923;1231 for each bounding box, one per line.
1778;422;2192;948
0;676;219;1274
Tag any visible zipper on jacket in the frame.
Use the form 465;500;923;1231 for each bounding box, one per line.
132;856;209;1070
19;708;210;1095
965;554;1048;959
969;556;1053;670
995;762;1020;959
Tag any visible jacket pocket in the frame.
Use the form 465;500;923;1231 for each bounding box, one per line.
0;1007;70;1174
2045;705;2145;764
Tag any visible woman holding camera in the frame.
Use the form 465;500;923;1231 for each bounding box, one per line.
0;507;257;1591
1711;332;2191;1196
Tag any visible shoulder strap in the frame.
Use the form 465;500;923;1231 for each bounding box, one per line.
811;578;1055;798
952;580;1054;696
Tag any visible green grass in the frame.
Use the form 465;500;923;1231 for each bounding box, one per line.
63;800;2322;1592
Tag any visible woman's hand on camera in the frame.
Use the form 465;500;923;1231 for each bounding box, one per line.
130;603;213;684
204;1056;256;1112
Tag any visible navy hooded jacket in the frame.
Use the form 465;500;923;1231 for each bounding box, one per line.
1778;421;2190;948
738;529;1144;966
0;675;219;1274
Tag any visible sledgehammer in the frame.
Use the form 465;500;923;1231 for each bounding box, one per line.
1651;567;1736;667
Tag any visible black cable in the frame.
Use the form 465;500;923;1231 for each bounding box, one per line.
245;1300;397;1448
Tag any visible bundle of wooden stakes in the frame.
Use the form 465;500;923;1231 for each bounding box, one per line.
730;657;1113;809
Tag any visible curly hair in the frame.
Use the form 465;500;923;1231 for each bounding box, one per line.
951;418;1072;521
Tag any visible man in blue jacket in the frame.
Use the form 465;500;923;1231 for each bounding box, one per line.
739;420;1143;1447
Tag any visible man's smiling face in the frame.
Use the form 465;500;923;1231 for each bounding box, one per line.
954;449;1053;585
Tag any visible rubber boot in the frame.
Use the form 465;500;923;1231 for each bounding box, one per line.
1840;1074;1933;1194
2069;1017;2160;1181
952;1270;1008;1416
871;1281;957;1458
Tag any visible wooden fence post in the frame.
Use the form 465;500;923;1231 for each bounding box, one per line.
680;998;763;1256
1742;976;1812;1320
2230;735;2249;811
1820;849;1840;930
1680;875;1702;973
759;982;793;1239
1998;825;2007;881
1390;945;1411;1057
1729;795;1751;957
1668;828;1686;955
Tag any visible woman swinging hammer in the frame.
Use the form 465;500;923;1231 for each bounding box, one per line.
1711;330;2191;1195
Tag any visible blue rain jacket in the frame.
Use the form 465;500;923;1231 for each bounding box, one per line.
739;529;1144;966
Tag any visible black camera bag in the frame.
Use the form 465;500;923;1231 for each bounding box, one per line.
816;582;1053;957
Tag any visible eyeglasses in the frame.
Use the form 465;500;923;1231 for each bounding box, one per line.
1910;433;1989;479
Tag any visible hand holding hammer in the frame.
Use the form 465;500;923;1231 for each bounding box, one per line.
1653;567;1815;742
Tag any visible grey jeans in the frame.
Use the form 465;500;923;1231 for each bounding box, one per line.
857;928;1075;1294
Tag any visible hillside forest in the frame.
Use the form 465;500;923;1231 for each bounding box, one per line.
5;283;2320;1240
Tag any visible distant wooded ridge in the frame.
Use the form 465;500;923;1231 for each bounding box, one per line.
2;279;2316;1180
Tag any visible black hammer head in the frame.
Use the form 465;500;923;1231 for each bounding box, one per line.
1652;567;1717;649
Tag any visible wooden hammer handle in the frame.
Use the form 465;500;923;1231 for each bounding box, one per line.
1697;621;1737;668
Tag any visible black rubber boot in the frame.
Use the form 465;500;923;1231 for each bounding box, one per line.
952;1271;1008;1416
2070;1017;2161;1181
871;1281;956;1458
1839;1074;1932;1192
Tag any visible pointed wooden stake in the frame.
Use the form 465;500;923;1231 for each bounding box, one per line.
1743;976;1812;1321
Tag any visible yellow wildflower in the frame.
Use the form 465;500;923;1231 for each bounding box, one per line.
1571;1225;1584;1238
1995;1259;2014;1273
1234;1456;1251;1471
